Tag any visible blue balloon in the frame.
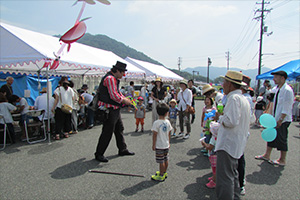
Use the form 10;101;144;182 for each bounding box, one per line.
204;110;216;121
261;128;277;142
259;114;276;128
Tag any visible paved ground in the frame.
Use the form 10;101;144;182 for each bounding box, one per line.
1;100;299;200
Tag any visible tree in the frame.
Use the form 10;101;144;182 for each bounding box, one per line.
214;77;224;84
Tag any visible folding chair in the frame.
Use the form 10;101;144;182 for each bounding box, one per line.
24;110;47;144
0;114;11;150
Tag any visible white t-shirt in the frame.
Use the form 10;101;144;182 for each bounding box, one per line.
34;93;55;120
215;92;224;106
151;119;173;149
20;98;29;115
0;102;16;124
54;86;74;109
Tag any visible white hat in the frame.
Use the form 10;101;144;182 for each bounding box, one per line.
210;121;220;137
257;96;264;102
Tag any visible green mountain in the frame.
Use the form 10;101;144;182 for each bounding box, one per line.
76;33;208;81
77;33;162;66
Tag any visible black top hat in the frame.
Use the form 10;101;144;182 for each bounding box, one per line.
271;70;288;79
113;61;127;72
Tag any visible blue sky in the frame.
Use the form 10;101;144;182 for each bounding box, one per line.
1;0;299;71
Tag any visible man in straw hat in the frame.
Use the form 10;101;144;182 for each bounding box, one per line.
94;61;134;163
215;70;250;200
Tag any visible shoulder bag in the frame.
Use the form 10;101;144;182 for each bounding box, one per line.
181;92;195;114
59;88;73;114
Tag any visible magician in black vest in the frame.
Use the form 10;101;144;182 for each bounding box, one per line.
94;61;135;163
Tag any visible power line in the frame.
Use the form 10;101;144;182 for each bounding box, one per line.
230;4;257;52
271;0;293;9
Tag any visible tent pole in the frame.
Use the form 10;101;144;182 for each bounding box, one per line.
46;66;51;144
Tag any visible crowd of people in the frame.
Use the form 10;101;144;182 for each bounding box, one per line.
0;61;296;200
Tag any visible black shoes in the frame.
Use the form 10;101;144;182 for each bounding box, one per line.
118;150;135;156
95;150;134;162
95;155;108;162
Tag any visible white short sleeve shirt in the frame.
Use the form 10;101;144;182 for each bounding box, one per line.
151;119;173;149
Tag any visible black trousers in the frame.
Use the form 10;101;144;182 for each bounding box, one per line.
55;108;72;135
237;154;245;188
95;108;127;156
268;122;291;151
0;123;15;143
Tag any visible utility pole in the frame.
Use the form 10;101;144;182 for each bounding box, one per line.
178;57;182;71
192;70;200;81
207;57;212;83
255;0;271;91
225;50;231;70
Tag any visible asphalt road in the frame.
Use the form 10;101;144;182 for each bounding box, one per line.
0;100;299;200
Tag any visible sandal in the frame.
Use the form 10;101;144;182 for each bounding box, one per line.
55;134;60;140
63;133;69;138
254;155;269;161
268;159;285;166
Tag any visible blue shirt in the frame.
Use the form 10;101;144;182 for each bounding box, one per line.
169;107;178;119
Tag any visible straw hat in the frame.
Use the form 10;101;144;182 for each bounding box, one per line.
220;70;247;86
202;84;215;95
169;99;177;104
40;87;47;93
155;78;163;83
179;79;188;86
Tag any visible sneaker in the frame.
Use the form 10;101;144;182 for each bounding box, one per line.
183;134;190;139
240;187;246;195
201;149;208;153
135;128;138;132
206;180;216;189
177;132;184;137
141;128;144;133
151;174;165;182
171;132;176;136
156;171;168;179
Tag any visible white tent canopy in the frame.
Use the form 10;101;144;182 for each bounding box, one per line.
0;22;145;78
125;57;183;81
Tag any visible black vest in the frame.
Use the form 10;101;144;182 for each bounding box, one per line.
98;72;122;107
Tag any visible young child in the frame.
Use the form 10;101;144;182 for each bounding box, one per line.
201;121;220;189
0;93;17;144
254;96;266;127
168;99;178;136
201;97;216;155
10;95;30;139
135;96;146;132
151;103;173;182
292;95;300;121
